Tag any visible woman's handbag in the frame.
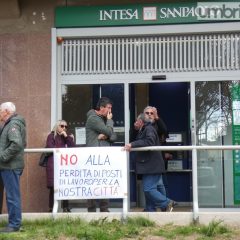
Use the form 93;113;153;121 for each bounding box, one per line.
38;152;49;167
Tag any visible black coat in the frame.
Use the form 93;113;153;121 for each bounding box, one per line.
131;122;165;175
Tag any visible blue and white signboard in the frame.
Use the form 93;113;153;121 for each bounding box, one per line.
54;147;128;200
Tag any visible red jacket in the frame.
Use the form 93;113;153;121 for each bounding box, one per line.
45;132;75;187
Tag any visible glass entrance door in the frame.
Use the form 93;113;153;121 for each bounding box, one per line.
129;82;192;207
195;81;240;207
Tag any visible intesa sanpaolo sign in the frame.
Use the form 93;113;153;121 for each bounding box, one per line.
55;2;240;28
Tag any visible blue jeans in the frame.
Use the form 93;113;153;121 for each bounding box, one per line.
144;175;167;211
162;173;169;197
142;174;169;211
0;169;23;229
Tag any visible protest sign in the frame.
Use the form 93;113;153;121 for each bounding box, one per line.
54;147;128;200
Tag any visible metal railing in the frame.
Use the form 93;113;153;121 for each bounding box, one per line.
25;145;240;221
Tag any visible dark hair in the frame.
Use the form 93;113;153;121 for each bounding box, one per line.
95;97;113;110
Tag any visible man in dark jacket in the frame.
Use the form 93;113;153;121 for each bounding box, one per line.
85;97;116;212
0;102;26;232
124;113;175;212
144;106;173;198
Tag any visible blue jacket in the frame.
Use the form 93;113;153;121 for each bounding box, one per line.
131;122;165;175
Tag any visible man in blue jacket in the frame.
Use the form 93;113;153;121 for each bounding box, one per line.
0;102;26;233
124;113;176;212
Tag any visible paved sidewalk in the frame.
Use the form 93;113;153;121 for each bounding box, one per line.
1;206;240;226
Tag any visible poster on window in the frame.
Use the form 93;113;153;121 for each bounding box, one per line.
232;84;240;204
54;147;128;200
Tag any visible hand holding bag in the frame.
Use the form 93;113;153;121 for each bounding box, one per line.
38;152;50;167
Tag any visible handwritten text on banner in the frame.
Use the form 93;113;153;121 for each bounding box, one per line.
54;147;128;200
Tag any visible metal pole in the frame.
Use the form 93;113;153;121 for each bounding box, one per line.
124;82;130;214
52;200;59;218
192;147;199;222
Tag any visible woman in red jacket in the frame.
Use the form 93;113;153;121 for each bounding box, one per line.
45;120;75;212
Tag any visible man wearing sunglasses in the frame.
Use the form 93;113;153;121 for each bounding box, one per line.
143;106;174;211
144;106;168;142
85;97;117;212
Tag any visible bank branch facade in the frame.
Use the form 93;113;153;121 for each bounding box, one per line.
51;2;240;210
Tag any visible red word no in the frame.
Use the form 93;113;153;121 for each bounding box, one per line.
60;154;78;165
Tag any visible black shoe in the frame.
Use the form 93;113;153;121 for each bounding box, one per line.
143;208;157;212
167;200;177;212
63;207;71;213
100;209;110;212
88;207;97;212
0;226;20;233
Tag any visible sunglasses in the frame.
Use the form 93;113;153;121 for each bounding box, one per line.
145;112;154;115
60;125;68;129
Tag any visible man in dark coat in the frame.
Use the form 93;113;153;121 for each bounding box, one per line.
144;106;173;198
124;113;175;212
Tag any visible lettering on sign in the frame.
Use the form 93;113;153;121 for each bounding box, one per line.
99;9;139;21
85;154;111;165
54;147;127;200
159;6;211;19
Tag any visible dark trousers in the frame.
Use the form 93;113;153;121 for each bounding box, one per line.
87;199;109;212
48;187;69;210
0;175;3;214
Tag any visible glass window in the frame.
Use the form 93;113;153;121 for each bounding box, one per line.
196;81;240;207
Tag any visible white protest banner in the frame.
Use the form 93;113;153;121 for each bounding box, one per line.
54;147;128;200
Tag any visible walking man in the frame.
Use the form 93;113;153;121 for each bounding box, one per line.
124;113;176;212
0;102;26;232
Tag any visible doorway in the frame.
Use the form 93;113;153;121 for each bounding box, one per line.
129;82;192;206
61;81;192;207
